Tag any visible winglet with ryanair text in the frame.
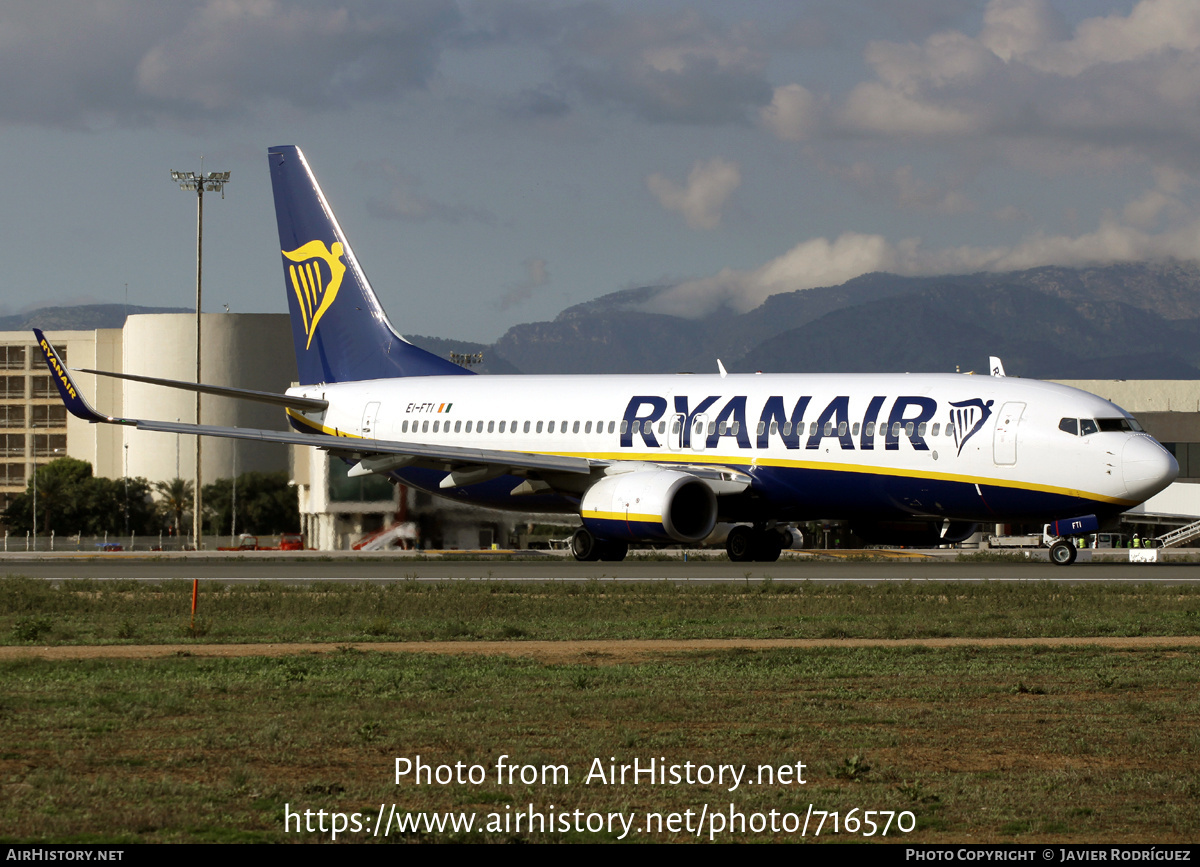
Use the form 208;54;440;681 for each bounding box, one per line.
34;329;131;426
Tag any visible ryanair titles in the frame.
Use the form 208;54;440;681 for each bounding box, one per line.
40;338;77;400
620;394;992;453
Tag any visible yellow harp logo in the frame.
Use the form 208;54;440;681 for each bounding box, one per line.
283;240;347;350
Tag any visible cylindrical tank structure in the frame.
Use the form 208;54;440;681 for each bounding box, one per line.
120;313;296;484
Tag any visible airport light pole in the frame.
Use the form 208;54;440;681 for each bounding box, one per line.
168;167;230;549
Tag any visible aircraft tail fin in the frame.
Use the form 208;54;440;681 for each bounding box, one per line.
268;145;471;384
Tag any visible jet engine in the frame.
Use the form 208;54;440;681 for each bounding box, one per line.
580;469;717;543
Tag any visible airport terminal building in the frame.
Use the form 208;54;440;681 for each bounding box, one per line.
0;313;523;550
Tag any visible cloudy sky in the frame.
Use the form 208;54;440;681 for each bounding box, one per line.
5;0;1200;340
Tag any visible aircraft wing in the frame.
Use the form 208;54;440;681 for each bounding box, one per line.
33;329;592;478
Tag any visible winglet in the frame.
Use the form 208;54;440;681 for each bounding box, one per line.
989;356;1006;377
32;329;129;425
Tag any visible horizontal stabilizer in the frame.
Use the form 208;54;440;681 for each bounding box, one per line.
77;368;328;412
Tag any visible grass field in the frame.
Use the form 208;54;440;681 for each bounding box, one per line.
2;578;1199;843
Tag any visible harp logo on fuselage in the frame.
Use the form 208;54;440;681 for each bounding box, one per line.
282;240;346;350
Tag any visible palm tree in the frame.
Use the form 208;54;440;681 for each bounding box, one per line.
153;478;193;540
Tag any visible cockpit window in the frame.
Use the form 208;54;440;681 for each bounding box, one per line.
1080;418;1098;436
1099;417;1142;432
1059;418;1079;436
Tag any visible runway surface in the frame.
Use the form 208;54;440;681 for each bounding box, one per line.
2;552;1199;583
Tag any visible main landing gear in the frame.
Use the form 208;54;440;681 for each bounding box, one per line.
726;525;785;562
1048;538;1077;566
570;528;629;562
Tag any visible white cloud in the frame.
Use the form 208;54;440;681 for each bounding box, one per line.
647;158;742;230
499;258;550;311
638;214;1200;319
759;84;821;141
768;0;1200;173
361;162;495;225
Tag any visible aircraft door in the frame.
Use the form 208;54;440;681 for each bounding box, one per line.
993;401;1025;466
668;413;686;452
691;413;708;452
361;401;380;437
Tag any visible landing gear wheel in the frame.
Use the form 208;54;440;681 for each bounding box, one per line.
726;526;755;562
571;528;601;562
753;532;783;563
1049;540;1077;566
598;540;628;562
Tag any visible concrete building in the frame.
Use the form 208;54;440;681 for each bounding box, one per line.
0;314;296;515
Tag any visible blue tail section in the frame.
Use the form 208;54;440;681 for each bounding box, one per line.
268;145;471;384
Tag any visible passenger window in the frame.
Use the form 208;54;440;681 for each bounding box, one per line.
707;421;716;435
782;422;791;436
463;421;470;433
892;422;901;437
732;421;740;435
620;420;628;434
422;420;429;433
810;422;818;436
630;421;639;434
917;422;926;437
477;420;483;431
865;421;875;437
694;420;703;435
757;421;766;436
574;421;581;434
946;423;954;438
904;422;914;437
770;421;778;435
823;422;832;436
548;421;555;434
499;421;506;433
931;423;940;436
608;421;615;434
1059;418;1078;436
433;420;440;433
718;421;727;436
837;421;847;436
585;421;592;434
488;420;495;433
1080;419;1098;436
658;421;665;434
402;420;409;433
852;422;860;436
671;419;680;434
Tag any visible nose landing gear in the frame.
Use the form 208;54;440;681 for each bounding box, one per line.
1048;538;1077;566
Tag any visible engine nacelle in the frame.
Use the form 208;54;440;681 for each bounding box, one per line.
580;470;717;543
852;520;979;547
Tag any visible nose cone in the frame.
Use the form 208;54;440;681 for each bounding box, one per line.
1122;436;1178;500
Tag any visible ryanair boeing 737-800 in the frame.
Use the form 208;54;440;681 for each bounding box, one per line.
35;146;1179;564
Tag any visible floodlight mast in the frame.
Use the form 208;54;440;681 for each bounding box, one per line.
168;167;230;549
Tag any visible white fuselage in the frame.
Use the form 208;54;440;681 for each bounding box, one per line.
285;371;1178;524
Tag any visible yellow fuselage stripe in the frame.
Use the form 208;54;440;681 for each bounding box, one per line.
284;409;1134;506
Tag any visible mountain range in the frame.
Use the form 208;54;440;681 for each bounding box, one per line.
472;261;1200;379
